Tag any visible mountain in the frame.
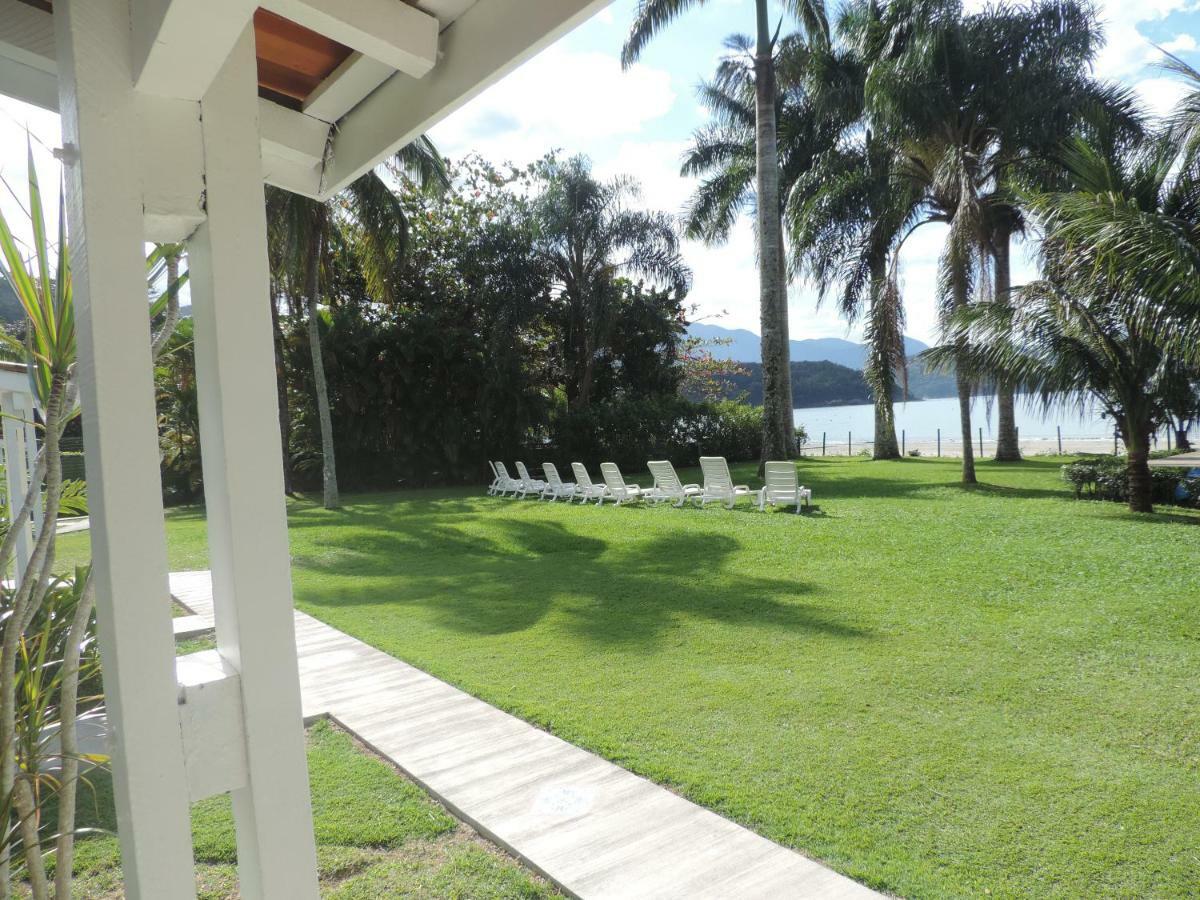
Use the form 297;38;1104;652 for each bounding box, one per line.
688;322;929;368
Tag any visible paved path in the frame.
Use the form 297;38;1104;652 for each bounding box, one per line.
170;570;881;899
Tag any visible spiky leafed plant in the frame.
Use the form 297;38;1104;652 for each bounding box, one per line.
0;144;90;899
930;130;1200;513
625;0;832;462
267;136;448;509
531;155;691;409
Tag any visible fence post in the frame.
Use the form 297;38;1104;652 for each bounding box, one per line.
848;431;852;457
978;426;983;458
937;428;941;458
1057;425;1062;455
902;429;905;456
1114;428;1119;456
1167;428;1172;451
822;432;826;456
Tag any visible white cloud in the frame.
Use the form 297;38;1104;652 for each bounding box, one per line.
428;45;676;164
1133;75;1192;116
1161;33;1199;53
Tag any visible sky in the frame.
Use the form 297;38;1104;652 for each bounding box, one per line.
2;0;1200;344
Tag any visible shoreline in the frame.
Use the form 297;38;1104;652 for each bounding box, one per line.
800;436;1127;459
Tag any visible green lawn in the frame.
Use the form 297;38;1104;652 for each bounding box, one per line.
58;720;555;898
58;457;1200;898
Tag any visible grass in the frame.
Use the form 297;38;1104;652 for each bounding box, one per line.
55;720;556;898
57;456;1200;898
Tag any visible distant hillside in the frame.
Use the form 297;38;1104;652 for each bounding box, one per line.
0;273;26;325
688;322;928;368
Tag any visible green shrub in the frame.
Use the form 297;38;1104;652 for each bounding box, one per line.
1062;456;1198;506
547;396;764;472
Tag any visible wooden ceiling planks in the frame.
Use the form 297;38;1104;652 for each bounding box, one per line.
252;9;354;107
16;2;356;107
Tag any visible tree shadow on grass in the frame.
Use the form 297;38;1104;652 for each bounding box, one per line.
291;513;869;652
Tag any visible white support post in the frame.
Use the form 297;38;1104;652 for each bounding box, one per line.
0;391;33;580
53;0;197;898
186;25;319;900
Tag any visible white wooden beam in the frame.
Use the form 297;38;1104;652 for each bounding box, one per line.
302;51;392;124
0;0;57;110
131;0;255;100
262;0;438;79
0;391;33;581
176;651;249;802
186;24;319;900
258;98;330;166
323;0;612;195
137;94;207;242
53;1;197;897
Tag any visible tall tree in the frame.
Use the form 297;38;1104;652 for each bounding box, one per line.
267;136;447;508
935;128;1200;513
789;3;925;459
859;0;1108;481
624;1;831;462
531;155;690;409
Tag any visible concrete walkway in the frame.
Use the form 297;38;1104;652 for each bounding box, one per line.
170;570;881;899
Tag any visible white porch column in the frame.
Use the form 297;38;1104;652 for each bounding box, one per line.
186;26;320;900
0;390;33;580
53;0;197;897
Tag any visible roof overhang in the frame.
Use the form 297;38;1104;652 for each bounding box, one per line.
0;0;609;220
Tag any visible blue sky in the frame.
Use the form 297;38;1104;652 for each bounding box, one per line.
2;0;1200;343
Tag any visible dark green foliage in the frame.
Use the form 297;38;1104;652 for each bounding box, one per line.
548;396;764;472
279;158;701;490
1062;456;1198;506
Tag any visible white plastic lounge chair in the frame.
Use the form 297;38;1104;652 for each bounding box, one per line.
646;460;702;507
513;461;547;499
540;463;577;501
492;461;520;497
757;461;813;512
698;456;753;509
571;462;609;504
487;460;501;495
599;462;644;506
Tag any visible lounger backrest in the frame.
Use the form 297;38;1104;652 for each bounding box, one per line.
647;460;683;494
763;461;798;497
699;456;733;491
571;462;594;488
495;461;513;480
600;462;629;496
543;462;563;489
515;461;535;484
488;460;498;478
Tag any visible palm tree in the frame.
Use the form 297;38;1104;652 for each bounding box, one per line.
855;0;1104;481
788;4;925;459
682;33;837;445
624;1;831;462
933;130;1200;513
531;155;690;409
267;137;447;509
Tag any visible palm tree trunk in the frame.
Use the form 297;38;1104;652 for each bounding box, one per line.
776;227;796;445
1123;418;1154;513
951;269;976;484
304;225;339;509
868;257;900;460
269;280;294;495
754;0;795;464
993;227;1021;461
